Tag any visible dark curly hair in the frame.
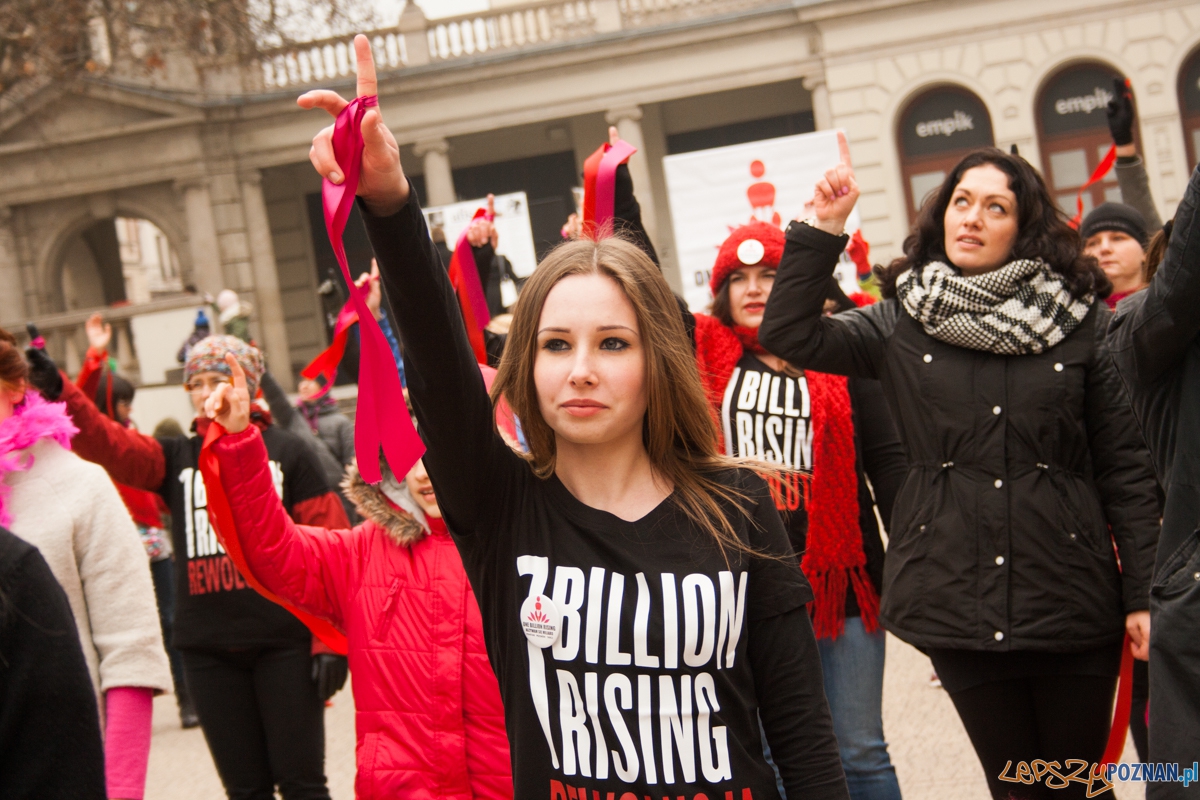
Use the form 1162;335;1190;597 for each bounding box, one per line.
876;148;1111;300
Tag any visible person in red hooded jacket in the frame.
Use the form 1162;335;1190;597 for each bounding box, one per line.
201;355;514;800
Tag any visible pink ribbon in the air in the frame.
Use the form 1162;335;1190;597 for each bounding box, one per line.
323;94;425;484
581;138;637;238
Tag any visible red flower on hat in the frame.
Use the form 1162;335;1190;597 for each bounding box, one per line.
709;220;786;296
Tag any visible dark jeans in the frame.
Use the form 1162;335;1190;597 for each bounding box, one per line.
149;557;186;696
937;671;1116;800
181;646;330;800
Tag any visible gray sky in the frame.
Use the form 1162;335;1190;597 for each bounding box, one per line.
378;0;491;21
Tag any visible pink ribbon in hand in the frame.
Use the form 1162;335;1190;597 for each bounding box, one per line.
323;94;425;484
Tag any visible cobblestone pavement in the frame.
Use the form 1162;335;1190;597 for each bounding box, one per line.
146;635;1145;799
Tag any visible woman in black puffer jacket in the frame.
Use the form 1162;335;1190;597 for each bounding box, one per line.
759;141;1160;800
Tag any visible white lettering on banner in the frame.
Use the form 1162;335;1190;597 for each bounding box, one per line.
915;110;975;138
523;560;745;785
1055;87;1113;115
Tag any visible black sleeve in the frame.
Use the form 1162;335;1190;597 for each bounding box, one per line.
361;188;523;541
612;163;659;267
751;608;850;800
1085;308;1160;613
759;221;896;379
850;378;907;528
1108;162;1200;385
259;371;298;430
0;537;106;799
274;427;333;508
744;473;813;619
472;242;495;291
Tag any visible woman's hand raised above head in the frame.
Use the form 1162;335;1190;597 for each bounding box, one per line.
205;353;252;434
806;131;859;236
298;34;409;217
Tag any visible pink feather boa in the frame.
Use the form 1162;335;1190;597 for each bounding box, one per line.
0;390;79;528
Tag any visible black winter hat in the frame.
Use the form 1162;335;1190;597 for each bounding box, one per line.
1080;202;1148;248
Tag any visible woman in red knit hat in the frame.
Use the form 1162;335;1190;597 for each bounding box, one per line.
691;222;907;800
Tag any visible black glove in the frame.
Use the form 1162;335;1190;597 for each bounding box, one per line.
312;654;348;702
1106;77;1135;147
24;345;64;401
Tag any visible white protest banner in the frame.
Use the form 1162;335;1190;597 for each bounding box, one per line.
663;130;862;311
422;191;538;278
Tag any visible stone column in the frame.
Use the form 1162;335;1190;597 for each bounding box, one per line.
803;76;832;131
114;319;139;378
176;177;225;296
413;138;456;206
240;170;294;389
0;207;24;327
605;106;658;244
398;0;431;66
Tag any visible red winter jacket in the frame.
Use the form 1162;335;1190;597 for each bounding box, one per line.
209;426;512;800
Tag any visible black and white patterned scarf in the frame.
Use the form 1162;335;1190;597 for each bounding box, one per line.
896;259;1093;355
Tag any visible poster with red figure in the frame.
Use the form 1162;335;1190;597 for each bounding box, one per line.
663;130;862;311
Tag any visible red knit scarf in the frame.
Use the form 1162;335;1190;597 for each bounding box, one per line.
694;313;879;639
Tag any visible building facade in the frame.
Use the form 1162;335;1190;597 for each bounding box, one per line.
2;0;1197;386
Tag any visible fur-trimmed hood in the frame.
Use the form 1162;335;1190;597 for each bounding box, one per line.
340;464;429;547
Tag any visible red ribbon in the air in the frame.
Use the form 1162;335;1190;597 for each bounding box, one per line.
1069;144;1118;229
447;207;493;364
299;278;371;396
199;421;348;654
321;94;424;485
581;138;637;238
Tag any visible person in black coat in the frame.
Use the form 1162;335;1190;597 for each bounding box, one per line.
759;138;1161;800
1107;163;1200;799
0;525;106;799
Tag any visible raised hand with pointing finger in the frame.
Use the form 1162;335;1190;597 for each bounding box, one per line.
806;131;859;236
299;35;408;217
205;352;251;434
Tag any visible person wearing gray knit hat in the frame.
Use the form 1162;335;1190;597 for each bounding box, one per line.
1081;202;1151;307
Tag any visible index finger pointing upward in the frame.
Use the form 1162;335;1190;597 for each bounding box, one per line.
837;130;853;168
224;352;247;389
354;34;378;100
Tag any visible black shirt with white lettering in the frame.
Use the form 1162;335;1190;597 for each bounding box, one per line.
367;193;849;800
157;426;329;650
721;353;905;616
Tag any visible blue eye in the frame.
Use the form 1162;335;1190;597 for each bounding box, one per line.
600;337;630;351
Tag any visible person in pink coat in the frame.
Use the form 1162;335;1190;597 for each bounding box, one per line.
199;356;513;800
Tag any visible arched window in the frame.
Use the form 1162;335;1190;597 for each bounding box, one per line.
1036;62;1135;217
897;86;995;223
1178;47;1200;168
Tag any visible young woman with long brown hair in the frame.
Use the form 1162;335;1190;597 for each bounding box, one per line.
290;35;848;800
760;144;1160;800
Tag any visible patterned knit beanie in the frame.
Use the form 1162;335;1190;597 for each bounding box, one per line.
184;335;264;398
709;220;786;296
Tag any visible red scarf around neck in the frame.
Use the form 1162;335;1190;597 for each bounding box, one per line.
693;313;879;639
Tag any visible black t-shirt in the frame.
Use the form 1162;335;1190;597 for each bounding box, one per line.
720;354;900;617
157;424;330;650
365;194;849;800
721;353;814;546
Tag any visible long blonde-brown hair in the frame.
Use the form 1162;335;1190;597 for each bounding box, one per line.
491;236;757;557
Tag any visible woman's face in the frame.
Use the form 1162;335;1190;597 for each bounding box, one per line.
534;273;648;448
727;266;776;329
943;165;1020;275
0;380;25;424
404;458;441;519
1084;230;1146;294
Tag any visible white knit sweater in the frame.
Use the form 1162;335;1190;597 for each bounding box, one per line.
4;439;172;706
